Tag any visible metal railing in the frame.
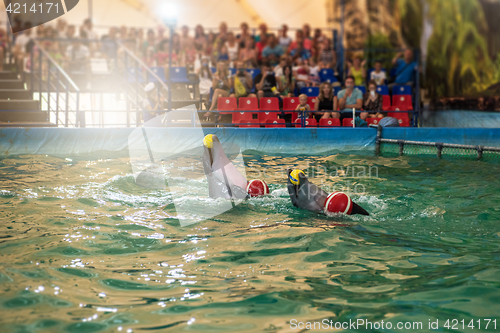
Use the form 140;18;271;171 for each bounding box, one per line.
31;40;82;127
115;41;169;127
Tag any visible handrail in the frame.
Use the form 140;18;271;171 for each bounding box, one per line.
34;39;80;93
117;40;170;92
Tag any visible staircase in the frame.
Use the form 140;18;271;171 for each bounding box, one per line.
0;68;56;127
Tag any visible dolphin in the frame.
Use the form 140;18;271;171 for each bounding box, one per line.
203;134;249;200
287;169;369;216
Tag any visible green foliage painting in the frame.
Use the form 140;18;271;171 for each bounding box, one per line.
399;0;499;99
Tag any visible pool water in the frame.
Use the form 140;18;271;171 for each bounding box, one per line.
1;153;499;332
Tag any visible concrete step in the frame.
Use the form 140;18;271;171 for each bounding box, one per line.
0;71;18;80
0;100;39;111
0;111;48;123
0;122;56;127
0;80;24;90
0;90;32;100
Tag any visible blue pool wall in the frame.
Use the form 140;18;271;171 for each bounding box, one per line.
1;127;500;157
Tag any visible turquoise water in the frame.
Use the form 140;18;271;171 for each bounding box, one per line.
1;153;499;333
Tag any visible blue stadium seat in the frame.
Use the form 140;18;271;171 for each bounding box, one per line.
246;68;261;81
127;67;145;83
333;86;341;97
318;68;334;82
393;85;412;95
148;67;167;83
301;87;320;97
356;86;366;94
321;76;338;84
169;67;191;84
210;67;216;74
376;85;389;95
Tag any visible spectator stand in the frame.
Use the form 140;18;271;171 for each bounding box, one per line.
339;47;420;127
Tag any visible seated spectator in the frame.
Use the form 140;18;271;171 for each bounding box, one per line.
278;24;291;49
225;32;239;63
295;59;312;90
255;23;268;43
295;94;312;119
60;24;76;55
205;61;231;120
237;22;252;49
254;62;279;99
205;32;216;61
101;27;118;59
183;39;197;68
337;76;363;113
239;36;257;68
390;49;417;89
262;34;284;66
308;59;320;86
278;65;295;97
318;38;337;74
180;25;193;50
197;57;213;96
274;56;287;77
313;28;324;45
217;45;229;62
347;57;366;86
290;37;311;61
302;24;313;50
142;29;157;66
314;82;339;120
194;25;207;52
290;39;311;60
255;34;267;63
230;61;257;99
361;80;384;120
370;60;386;85
216;22;228;44
65;38;90;73
155;40;177;67
13;24;33;73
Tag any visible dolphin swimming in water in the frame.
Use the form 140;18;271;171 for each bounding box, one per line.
202;134;249;200
287;169;369;216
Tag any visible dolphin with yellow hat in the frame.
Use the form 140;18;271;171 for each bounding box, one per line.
287;169;369;215
202;134;250;200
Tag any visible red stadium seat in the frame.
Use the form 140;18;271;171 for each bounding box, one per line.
343;118;354;127
306;118;318;127
319;118;341;127
382;95;391;111
366;118;381;126
294;117;317;127
283;97;300;111
232;111;253;125
307;97;317;110
388;107;411;119
265;119;286;128
259;97;279;110
217;97;237;115
259;111;278;124
238;97;259;111
258;97;279;124
392;95;413;110
237;119;260;128
396;117;410;127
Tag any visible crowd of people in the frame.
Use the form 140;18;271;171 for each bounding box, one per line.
1;18;418;124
